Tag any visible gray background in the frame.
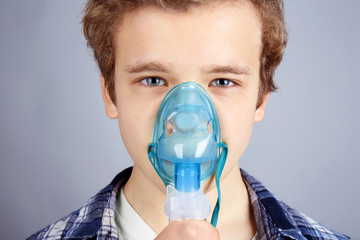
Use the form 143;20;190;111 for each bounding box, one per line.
0;1;359;239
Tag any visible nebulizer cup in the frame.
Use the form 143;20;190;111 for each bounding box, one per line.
147;82;227;226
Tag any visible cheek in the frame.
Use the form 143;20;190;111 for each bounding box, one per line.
214;98;256;169
117;96;158;159
115;88;166;190
221;109;254;152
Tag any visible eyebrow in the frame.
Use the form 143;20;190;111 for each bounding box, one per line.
204;64;251;75
124;61;251;75
125;61;172;73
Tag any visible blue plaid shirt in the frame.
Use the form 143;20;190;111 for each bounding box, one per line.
27;167;350;240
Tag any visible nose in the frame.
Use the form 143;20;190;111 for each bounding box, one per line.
169;85;208;132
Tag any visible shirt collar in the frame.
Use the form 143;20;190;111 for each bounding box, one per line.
241;169;307;240
93;168;305;240
65;167;347;240
63;167;132;239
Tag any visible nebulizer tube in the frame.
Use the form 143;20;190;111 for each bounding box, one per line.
164;162;211;222
147;82;228;226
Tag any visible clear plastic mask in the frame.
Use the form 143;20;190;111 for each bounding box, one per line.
149;82;221;192
148;82;228;226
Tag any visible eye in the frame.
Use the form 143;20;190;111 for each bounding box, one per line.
210;79;234;87
140;77;166;86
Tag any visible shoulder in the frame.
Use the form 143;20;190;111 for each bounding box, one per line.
26;167;132;240
281;200;350;240
240;169;350;240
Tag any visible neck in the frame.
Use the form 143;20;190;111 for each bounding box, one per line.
123;163;257;239
123;165;168;234
207;164;257;239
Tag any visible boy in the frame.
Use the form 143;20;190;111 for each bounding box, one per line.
28;0;349;239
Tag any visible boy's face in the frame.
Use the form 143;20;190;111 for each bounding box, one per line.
102;1;268;192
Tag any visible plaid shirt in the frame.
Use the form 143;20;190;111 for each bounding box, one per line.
27;167;350;240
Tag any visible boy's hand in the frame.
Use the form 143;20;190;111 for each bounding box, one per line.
155;220;220;240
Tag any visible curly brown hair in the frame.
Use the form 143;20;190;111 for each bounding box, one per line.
82;0;287;108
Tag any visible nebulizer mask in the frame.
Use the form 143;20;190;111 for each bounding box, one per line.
148;82;228;227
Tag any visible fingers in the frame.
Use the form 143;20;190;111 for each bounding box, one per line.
155;220;220;240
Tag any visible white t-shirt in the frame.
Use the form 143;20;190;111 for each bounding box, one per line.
115;187;157;240
115;187;258;240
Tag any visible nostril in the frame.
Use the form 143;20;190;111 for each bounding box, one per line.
165;120;175;138
207;119;214;136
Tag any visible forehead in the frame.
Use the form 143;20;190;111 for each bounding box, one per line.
113;2;262;72
113;0;261;37
114;0;261;41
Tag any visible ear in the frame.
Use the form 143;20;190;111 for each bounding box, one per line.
254;93;270;122
101;76;118;119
